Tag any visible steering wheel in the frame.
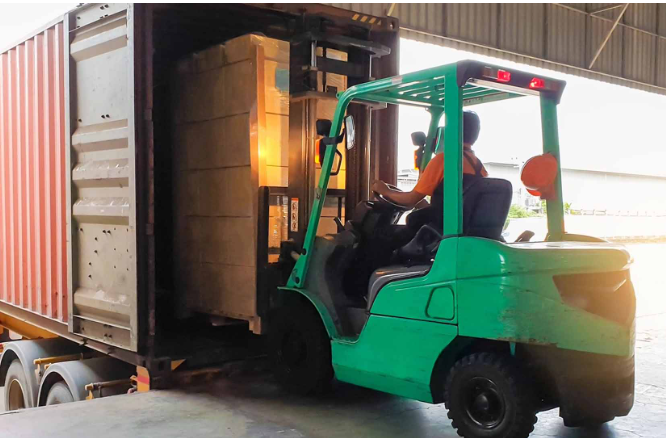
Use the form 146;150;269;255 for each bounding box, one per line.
372;184;411;212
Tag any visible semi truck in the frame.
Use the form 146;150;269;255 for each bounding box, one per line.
0;2;400;409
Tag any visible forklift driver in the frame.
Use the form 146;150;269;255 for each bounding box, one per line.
371;111;488;232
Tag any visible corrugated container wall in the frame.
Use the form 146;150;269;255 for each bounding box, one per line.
0;22;68;323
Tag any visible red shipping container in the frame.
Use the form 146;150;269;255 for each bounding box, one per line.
0;21;67;323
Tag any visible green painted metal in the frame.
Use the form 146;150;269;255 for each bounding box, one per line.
280;60;634;406
332;315;458;402
442;71;464;236
433;126;445;155
371;238;458;324
422;107;444;169
426;287;456;320
279;287;341;339
455;238;634;357
540;96;566;240
464;91;522;107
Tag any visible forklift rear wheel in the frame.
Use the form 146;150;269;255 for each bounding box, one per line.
268;301;333;395
444;352;537;438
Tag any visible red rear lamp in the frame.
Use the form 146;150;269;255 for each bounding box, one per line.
496;69;511;82
529;77;546;89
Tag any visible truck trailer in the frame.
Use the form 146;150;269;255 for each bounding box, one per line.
0;4;635;438
0;2;399;408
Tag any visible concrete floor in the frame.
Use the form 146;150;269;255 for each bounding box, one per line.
0;243;664;438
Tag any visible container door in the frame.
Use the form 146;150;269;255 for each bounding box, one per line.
66;4;139;351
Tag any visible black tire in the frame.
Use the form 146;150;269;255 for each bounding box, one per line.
268;301;333;395
444;352;538;438
45;382;75;406
4;360;29;411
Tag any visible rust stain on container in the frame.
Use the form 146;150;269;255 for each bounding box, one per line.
0;22;67;323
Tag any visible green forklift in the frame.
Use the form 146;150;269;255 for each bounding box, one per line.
269;60;635;438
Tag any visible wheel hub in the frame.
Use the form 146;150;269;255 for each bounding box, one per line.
464;377;506;429
7;379;26;411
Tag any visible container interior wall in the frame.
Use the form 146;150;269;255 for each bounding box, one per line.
0;23;68;323
151;5;300;331
148;4;399;349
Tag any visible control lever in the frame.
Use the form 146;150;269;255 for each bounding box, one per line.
333;217;344;233
515;230;535;242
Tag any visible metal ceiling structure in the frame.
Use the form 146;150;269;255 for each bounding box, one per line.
329;3;666;95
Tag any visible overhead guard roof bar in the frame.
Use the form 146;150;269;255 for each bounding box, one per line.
336;60;566;109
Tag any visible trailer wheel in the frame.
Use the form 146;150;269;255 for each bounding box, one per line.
268;301;333;395
444;352;537;438
4;360;29;411
45;382;75;406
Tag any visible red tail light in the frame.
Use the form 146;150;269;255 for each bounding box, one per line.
497;70;511;82
529;77;546;89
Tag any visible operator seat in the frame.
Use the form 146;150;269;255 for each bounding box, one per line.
396;177;513;264
366;178;512;310
462;177;512;240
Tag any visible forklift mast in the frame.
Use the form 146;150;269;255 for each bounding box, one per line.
286;13;398;247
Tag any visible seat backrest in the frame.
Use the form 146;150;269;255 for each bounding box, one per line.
463;178;512;240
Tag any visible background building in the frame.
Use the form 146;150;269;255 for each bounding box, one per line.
485;162;666;216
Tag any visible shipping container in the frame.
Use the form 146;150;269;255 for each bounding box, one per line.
0;3;398;407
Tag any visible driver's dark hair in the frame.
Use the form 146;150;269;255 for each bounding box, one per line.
463;111;481;145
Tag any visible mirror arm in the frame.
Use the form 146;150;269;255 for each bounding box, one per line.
321;130;345;146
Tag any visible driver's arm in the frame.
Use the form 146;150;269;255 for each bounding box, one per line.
371;181;426;208
371;153;443;208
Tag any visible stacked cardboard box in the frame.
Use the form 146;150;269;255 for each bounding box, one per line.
172;35;289;332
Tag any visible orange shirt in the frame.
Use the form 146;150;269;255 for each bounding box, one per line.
414;150;488;196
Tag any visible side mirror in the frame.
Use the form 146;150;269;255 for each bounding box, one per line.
344;115;355;150
411;131;426;171
411;131;426;147
316;119;332;136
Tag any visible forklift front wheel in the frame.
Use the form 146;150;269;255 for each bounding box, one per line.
268;301;334;395
444;352;538;438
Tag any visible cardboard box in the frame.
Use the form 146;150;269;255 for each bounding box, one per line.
172;35;289;332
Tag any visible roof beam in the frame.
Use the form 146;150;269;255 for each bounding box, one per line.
588;3;629;69
589;4;624;16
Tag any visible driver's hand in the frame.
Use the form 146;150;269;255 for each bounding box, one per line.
371;181;388;196
414;198;430;210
